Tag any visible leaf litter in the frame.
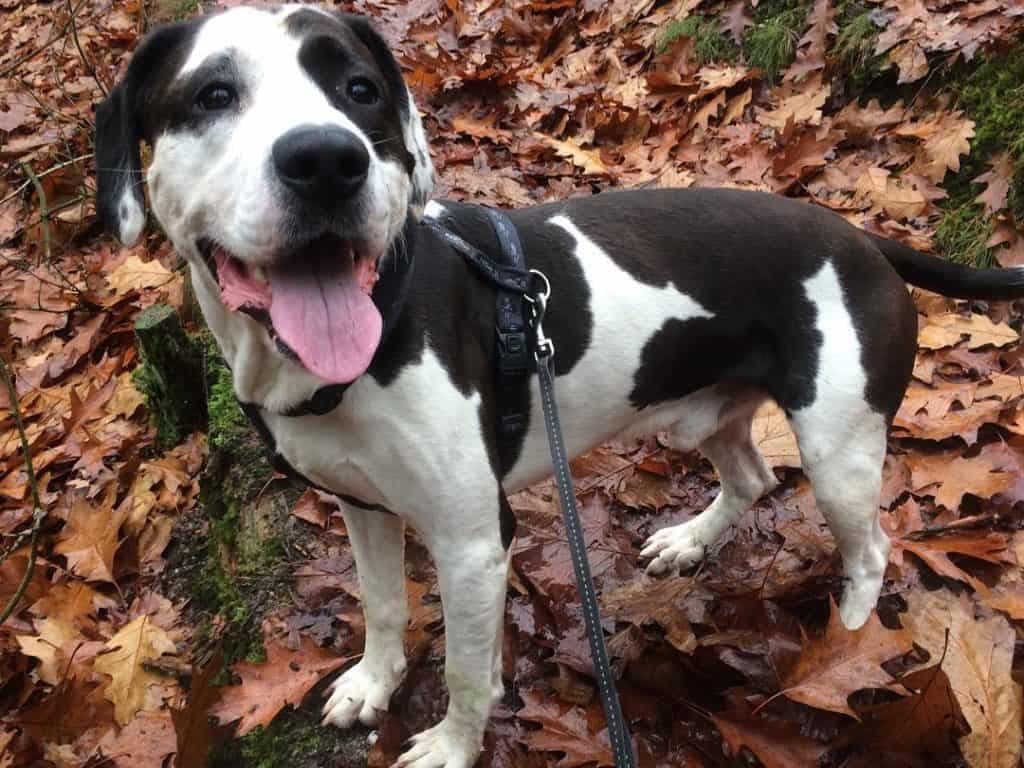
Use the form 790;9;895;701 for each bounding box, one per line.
0;0;1023;766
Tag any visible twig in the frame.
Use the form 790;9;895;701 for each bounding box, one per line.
21;162;51;265
65;0;109;97
0;152;95;214
0;356;45;626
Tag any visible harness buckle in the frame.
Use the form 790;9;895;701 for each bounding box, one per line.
497;330;530;375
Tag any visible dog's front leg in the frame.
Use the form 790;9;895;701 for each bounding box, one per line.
323;505;409;728
396;506;508;768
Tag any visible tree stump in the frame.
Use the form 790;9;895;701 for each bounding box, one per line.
133;303;206;449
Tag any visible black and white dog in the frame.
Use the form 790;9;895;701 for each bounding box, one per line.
95;6;1024;766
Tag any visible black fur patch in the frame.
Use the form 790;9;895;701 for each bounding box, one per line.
286;10;413;172
94;18;205;238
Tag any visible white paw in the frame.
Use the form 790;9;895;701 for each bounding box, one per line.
838;572;884;630
322;657;406;729
641;519;711;576
393;718;479;768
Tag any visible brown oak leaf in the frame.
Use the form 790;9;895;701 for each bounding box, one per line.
903;589;1023;768
774;599;912;718
94;615;178;725
211;636;349;736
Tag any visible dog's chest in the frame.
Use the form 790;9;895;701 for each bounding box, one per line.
258;346;500;518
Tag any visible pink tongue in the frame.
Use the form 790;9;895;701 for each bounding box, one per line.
269;257;382;383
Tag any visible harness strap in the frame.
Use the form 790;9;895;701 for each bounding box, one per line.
427;210;531;441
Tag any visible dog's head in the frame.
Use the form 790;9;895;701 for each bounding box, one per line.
95;6;434;383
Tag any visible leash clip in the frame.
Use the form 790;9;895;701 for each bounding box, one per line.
526;269;554;361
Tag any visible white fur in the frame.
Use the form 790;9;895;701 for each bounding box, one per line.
116;187;145;246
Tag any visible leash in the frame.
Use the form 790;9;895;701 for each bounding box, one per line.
528;283;637;768
429;208;636;768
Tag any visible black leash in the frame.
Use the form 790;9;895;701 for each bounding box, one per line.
430;208;636;768
528;285;636;768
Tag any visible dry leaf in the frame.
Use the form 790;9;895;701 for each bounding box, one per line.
777;600;912;718
751;401;801;468
94;616;177;725
211;637;348;736
903;590;1023;768
918;312;1018;350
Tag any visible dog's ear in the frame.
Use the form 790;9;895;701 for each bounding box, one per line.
346;15;436;219
94;23;191;245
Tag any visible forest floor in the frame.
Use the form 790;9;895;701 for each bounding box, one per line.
1;1;1024;766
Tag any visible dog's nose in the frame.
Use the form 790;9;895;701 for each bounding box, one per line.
272;126;370;201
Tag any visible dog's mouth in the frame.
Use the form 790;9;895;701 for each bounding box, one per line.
199;235;382;384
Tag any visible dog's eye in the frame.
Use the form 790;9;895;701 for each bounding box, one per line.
346;78;379;105
196;84;236;112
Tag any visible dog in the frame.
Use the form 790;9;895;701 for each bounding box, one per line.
94;6;1024;766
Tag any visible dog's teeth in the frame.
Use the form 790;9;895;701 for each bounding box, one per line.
252;266;267;282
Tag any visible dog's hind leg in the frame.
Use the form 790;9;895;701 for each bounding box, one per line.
789;404;890;629
323;505;408;729
396;496;508;768
642;398;777;575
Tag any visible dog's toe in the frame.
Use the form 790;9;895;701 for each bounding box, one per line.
641;521;709;575
322;658;404;729
392;719;477;768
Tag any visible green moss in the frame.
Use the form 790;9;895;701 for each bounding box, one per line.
188;331;287;665
132;305;206;450
209;709;363;768
935;202;996;268
743;1;810;82
834;5;884;88
930;45;1024;267
946;46;1024;214
658;14;739;63
202;332;251;456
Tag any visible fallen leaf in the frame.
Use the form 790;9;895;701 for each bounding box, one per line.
974;153;1013;215
918;312;1018;350
903;590;1023;768
97;710;176;768
54;497;125;584
713;706;826;768
905;449;1017;511
536;134;608;175
516;688;614;768
17;616;79;685
106;253;175;295
750;401;801;468
211;636;348;736
776;599;912;718
94;616;178;725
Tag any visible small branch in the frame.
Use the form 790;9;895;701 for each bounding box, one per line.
21;162;52;265
0;356;45;626
0;153;96;218
65;0;108;97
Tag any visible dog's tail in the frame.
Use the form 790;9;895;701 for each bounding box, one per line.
868;232;1024;300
